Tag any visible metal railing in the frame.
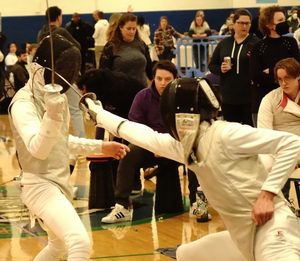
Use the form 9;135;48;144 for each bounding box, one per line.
173;35;228;78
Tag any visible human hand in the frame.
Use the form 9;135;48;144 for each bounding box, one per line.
251;190;275;226
44;92;65;121
221;61;231;73
102;141;130;160
79;93;102;123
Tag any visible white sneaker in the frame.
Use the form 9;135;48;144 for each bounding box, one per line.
101;203;132;223
189;202;212;221
189;202;199;217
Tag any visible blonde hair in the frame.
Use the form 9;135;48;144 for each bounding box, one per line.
106;13;123;41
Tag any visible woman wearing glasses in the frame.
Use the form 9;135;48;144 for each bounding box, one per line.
209;9;259;126
258;57;300;201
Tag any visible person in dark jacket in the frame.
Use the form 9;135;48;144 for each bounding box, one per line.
65;13;94;73
209;9;259;126
10;49;29;91
37;6;80;50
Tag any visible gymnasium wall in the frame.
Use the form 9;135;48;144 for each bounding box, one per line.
0;0;298;51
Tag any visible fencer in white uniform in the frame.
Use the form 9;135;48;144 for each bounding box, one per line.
9;34;129;261
82;77;300;261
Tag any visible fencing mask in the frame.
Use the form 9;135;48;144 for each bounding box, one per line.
33;34;81;93
160;77;221;163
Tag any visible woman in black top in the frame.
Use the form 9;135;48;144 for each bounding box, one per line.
250;5;300;125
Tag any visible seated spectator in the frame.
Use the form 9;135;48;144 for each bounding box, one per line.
101;61;184;223
10;49;29;91
5;42;18;70
257;57;300;201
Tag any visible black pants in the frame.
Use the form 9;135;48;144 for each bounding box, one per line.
115;144;183;214
222;103;253;127
158;47;175;61
187;170;199;205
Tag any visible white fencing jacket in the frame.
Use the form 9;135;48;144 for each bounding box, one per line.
9;64;103;200
97;109;300;260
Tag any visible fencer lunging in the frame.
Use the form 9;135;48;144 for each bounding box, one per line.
82;77;300;261
9;34;129;261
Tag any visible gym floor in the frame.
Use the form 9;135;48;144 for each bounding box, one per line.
1;114;299;260
0;114;225;261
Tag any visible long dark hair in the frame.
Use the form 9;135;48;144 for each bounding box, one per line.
111;13;141;51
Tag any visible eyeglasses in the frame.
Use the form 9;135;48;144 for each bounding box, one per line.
236;21;251;26
277;76;294;84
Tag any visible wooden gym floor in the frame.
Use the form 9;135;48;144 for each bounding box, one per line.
0;114;225;260
1;113;299;261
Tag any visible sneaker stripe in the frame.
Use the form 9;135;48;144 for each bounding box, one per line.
115;212;125;219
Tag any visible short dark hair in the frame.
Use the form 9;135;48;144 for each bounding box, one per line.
16;49;27;57
152;60;178;78
233;9;252;23
46;6;62;22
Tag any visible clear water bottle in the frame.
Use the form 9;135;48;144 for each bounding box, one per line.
195;187;209;222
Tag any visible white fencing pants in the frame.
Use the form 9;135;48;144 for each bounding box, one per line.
176;231;246;261
21;182;91;261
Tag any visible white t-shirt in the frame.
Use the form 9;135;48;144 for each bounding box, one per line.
137;24;151;46
93;19;109;46
5;53;18;66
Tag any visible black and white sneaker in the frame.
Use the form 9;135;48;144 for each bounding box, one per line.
101;203;132;223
